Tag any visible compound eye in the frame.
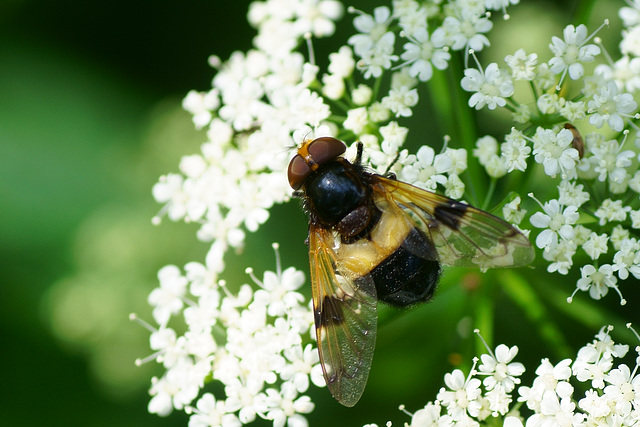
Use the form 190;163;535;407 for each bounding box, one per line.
287;154;311;190
307;137;346;166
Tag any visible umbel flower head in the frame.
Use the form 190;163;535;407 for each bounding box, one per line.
366;326;640;426
134;244;323;426
142;0;640;425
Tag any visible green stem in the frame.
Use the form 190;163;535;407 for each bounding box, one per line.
428;53;483;205
474;280;495;355
497;270;573;360
331;99;352;114
327;114;347;123
482;178;497;211
536;277;637;343
372;75;383;100
529;80;540;103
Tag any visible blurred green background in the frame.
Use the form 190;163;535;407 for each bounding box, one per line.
1;0;253;425
1;0;638;426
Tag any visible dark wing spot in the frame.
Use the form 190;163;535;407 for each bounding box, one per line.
499;227;519;243
315;295;345;328
433;202;468;230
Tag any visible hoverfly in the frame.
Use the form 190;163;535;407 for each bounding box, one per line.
287;136;534;406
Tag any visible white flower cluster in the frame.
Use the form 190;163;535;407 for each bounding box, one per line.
152;0;344;279
138;244;324;427
151;0;514;280
365;326;640;426
345;0;514;123
458;14;640;305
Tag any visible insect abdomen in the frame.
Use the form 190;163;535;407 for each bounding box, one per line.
369;227;441;307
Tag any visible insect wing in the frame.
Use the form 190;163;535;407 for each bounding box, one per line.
308;225;378;407
373;176;534;269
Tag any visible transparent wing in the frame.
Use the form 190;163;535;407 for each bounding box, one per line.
373;176;535;269
309;225;378;407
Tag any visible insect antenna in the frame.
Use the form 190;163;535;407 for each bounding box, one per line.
383;152;400;178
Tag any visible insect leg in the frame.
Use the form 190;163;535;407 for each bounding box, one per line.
354;141;364;165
